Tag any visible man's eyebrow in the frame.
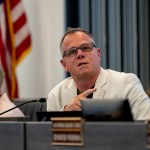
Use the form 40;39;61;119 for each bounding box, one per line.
78;43;92;47
66;46;77;50
66;42;91;50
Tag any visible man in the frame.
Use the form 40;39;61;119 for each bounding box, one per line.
47;27;150;120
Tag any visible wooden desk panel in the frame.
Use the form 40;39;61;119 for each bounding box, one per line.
0;122;24;150
25;121;147;150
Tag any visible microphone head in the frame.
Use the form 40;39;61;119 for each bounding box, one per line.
38;98;46;103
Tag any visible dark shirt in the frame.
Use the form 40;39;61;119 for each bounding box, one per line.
77;86;94;99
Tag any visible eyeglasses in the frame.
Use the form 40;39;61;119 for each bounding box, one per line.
63;42;96;58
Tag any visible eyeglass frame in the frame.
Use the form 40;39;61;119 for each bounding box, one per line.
62;42;96;58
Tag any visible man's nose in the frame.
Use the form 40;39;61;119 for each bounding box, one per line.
76;49;85;58
77;48;83;54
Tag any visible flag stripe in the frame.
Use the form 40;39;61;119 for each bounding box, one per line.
15;23;30;47
13;13;26;33
9;0;20;10
12;1;24;23
16;35;31;63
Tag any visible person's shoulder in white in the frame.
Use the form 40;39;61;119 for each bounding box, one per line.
106;68;140;85
49;76;74;95
0;93;24;117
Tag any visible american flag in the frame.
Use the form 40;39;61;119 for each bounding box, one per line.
0;0;31;98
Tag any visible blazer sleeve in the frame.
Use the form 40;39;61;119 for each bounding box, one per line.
123;73;150;120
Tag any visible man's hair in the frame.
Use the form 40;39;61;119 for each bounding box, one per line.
60;27;94;49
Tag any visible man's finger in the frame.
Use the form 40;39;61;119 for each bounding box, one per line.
81;88;97;97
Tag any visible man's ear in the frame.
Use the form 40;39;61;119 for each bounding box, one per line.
97;48;101;57
60;59;68;72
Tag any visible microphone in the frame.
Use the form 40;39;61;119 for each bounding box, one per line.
0;98;46;116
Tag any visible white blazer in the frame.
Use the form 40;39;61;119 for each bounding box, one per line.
47;67;150;120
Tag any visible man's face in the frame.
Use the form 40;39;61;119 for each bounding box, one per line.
60;32;101;80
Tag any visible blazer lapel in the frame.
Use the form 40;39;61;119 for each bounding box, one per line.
62;78;77;103
93;67;108;99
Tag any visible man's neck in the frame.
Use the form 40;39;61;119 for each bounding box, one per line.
76;80;95;92
75;72;100;92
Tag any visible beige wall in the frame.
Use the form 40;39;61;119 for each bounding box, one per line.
17;0;65;98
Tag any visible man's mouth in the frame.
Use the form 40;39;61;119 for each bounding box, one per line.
78;62;88;66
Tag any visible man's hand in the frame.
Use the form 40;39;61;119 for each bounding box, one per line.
64;88;96;111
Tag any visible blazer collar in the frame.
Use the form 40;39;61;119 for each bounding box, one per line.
64;67;108;99
95;67;108;88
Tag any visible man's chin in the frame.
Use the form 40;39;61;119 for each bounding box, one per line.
76;71;92;78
